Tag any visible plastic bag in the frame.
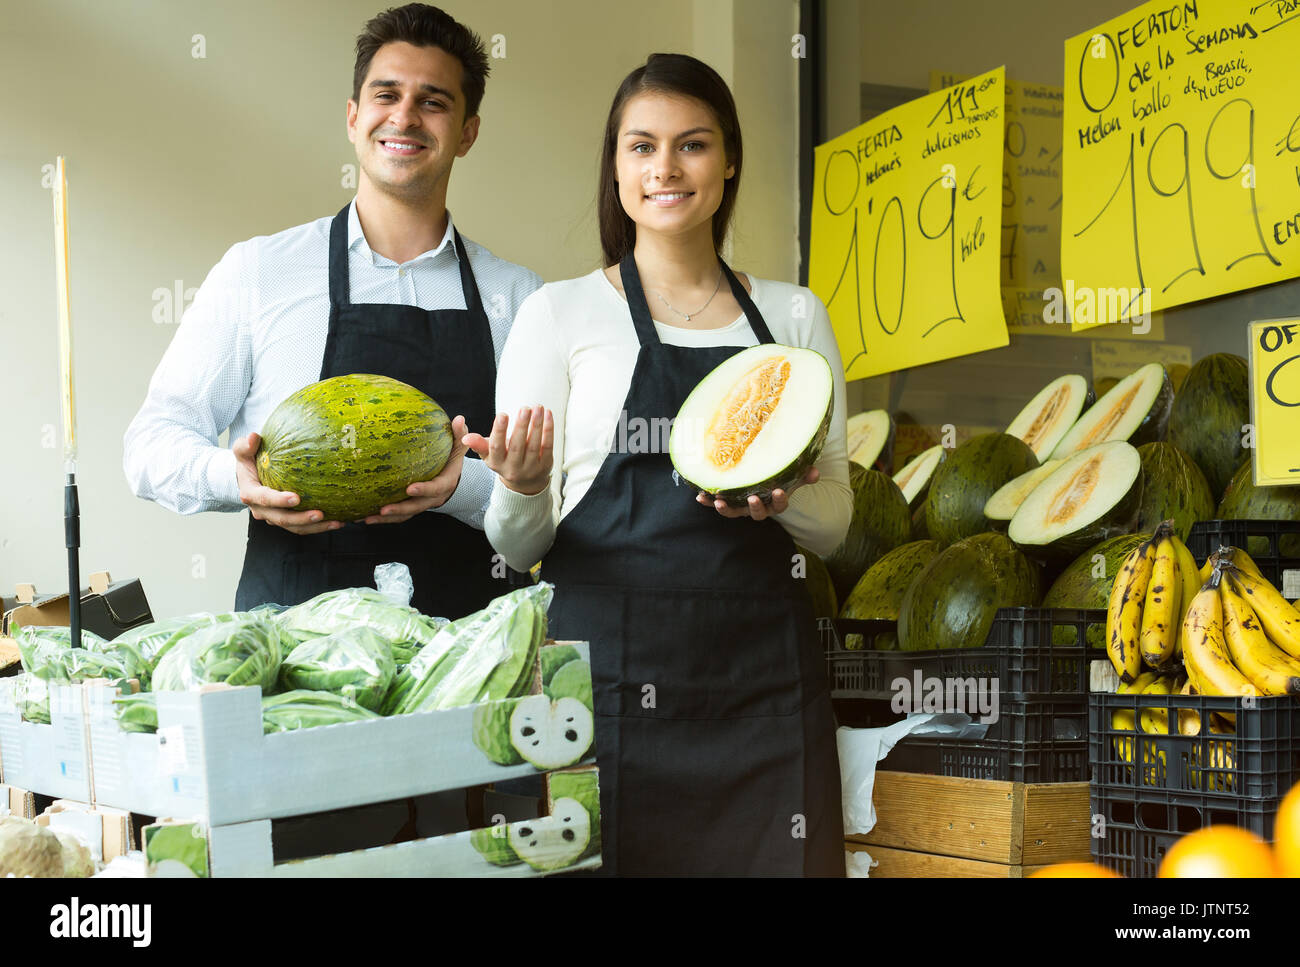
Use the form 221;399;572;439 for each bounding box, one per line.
391;583;552;715
112;692;158;734
277;587;449;666
15;626;107;680
374;562;414;606
279;626;396;711
13;674;50;724
261;690;381;734
151;614;283;693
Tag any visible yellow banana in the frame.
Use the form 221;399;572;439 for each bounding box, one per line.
1220;575;1300;695
1228;569;1300;660
1112;672;1165;784
1139;675;1174;734
1140;537;1181;670
1175;677;1201;736
1108;539;1155;683
1170;535;1200;657
1180;577;1259;697
1229;547;1265;580
1200;546;1265;583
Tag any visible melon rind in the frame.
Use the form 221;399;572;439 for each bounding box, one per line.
1007;441;1143;563
1006;374;1093;462
669;345;834;507
256;373;454;522
983;459;1067;529
1049;363;1173;459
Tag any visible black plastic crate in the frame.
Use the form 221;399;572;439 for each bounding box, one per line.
1187;519;1300;588
821;608;1107;701
880;732;1089;783
1090;783;1282;877
1089;692;1300;800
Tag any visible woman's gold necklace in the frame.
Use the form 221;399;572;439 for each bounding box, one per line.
653;266;724;322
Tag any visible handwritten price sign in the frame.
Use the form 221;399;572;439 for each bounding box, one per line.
810;66;1009;381
1064;0;1300;331
1248;318;1300;486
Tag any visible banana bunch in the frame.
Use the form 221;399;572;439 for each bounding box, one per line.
1107;521;1200;683
1110;670;1172;785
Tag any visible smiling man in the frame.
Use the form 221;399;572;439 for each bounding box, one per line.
123;4;541;617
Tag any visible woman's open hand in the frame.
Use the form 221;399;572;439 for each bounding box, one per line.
464;405;554;496
697;466;820;520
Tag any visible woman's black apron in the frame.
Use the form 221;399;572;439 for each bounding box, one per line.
235;205;507;618
543;255;845;876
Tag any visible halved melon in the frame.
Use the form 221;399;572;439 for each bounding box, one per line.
846;410;895;472
669;344;833;506
892;444;945;507
1006;375;1094;462
983;458;1067;530
1049;363;1173;459
1008;441;1143;562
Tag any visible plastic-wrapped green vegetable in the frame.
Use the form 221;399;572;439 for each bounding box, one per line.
392;583;551;715
15;626;107;680
106;614;235;684
261;690;381;733
61;648;134;683
279;626;396;711
151;615;282;693
113;692;158;733
13;674;50;724
277;587;448;665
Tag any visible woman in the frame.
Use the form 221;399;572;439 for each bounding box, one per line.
467;53;852;876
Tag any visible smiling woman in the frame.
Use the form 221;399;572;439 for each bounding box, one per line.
475;53;852;877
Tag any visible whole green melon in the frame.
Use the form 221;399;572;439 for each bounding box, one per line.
840;540;938;650
823;463;911;603
1167;354;1249;500
1216;459;1300;557
898;532;1041;651
795;545;838;621
1135;442;1214;542
1042;532;1151;648
256;374;454;522
925;434;1039;547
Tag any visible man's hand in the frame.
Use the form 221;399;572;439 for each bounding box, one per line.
696;467;820;520
363;415;470;525
234;432;342;535
464;406;553;496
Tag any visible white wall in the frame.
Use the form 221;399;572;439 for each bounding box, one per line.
0;0;800;617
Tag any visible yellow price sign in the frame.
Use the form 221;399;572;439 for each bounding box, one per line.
1063;0;1300;331
1248;318;1300;486
810;67;1009;381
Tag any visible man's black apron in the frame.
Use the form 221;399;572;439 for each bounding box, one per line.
543;255;845;876
235;205;507;618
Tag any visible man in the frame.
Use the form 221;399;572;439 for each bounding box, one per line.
124;4;541;618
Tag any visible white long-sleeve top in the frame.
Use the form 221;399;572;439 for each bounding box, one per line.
122;200;542;530
484;269;854;570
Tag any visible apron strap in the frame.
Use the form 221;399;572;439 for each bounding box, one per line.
620;252;777;347
452;228;496;377
327;204;352;310
720;260;776;345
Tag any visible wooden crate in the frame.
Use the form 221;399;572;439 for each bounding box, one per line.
847;771;1092;874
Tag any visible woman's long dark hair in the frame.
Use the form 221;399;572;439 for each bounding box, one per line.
597;53;743;267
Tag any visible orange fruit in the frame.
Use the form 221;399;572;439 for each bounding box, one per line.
1274;783;1300;877
1158;825;1278;878
1029;862;1121;878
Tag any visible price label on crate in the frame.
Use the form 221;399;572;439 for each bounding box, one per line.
1247;318;1300;486
810;67;1009;380
1063;0;1300;330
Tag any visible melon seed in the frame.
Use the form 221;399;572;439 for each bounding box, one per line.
705;356;791;469
1022;386;1068;449
1078;382;1141;448
1045;456;1102;524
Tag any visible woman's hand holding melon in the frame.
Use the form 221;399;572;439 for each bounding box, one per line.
696;467;819;520
465;406;554;496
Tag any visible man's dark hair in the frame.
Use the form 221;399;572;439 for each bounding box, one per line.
353;4;490;119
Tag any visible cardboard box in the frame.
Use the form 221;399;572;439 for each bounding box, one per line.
86;642;596;826
1;784;37;819
3;572;153;643
36;799;134;864
0;680;92;802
